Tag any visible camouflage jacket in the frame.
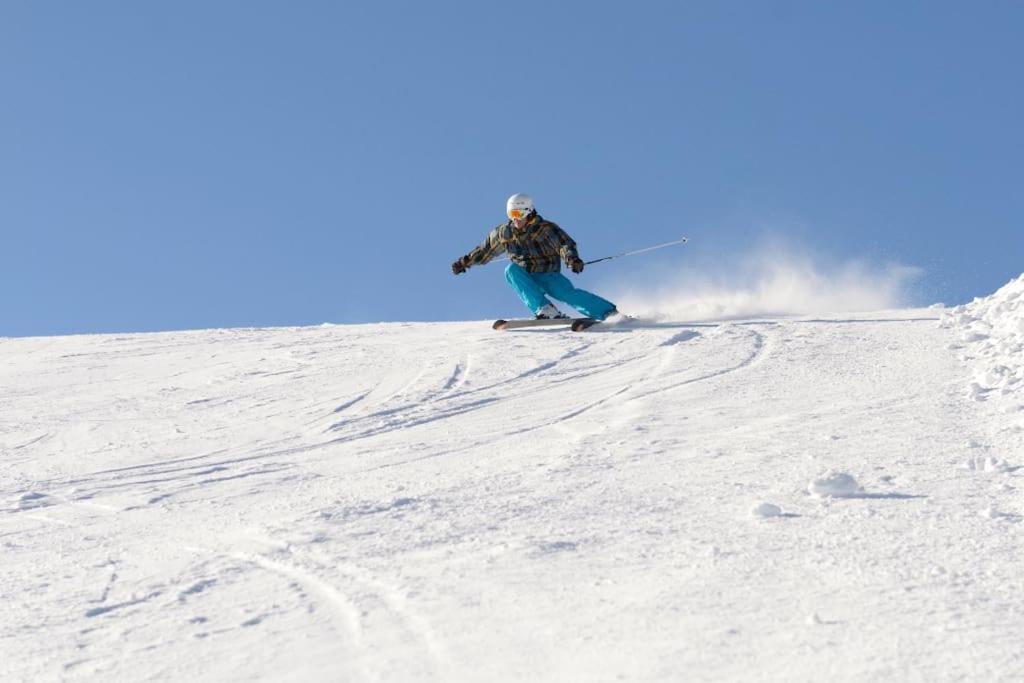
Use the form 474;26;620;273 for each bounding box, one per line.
459;214;580;273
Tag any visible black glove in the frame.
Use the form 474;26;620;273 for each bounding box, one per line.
451;258;467;275
570;258;585;274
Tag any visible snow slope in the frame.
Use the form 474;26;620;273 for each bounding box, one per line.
3;306;1023;681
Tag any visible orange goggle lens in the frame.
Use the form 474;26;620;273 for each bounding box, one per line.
508;208;530;219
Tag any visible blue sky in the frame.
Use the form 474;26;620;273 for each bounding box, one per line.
2;1;1022;336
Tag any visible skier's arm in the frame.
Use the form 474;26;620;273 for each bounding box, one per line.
459;228;506;270
551;225;581;267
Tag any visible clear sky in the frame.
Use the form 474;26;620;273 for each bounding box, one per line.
2;1;1022;336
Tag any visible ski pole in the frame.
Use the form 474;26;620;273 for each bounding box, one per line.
492;236;688;266
584;236;689;265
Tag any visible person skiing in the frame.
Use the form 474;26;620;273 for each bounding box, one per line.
451;193;619;320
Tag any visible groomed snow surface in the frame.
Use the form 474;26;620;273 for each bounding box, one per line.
3;283;1024;681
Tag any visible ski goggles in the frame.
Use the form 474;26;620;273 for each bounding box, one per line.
508;208;532;220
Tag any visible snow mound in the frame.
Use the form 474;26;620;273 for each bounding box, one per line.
807;471;862;498
943;273;1024;401
751;502;782;518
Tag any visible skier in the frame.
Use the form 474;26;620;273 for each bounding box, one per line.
451;194;619;321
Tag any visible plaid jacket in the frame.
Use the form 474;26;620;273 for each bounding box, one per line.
460;214;580;273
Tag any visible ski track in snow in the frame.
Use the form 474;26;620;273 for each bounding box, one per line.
2;311;1024;681
222;534;449;678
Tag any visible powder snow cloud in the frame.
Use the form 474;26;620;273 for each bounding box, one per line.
604;239;922;321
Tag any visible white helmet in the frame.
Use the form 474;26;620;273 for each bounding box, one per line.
506;193;535;219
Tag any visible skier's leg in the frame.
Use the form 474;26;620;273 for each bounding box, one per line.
505;263;555;314
535;272;617;319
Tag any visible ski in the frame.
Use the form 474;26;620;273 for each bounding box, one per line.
493;318;595;331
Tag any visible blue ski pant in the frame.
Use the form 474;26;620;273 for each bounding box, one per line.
505;263;616;319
